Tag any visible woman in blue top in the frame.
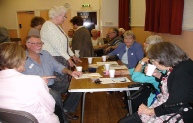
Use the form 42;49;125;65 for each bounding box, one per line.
116;35;164;107
107;30;144;69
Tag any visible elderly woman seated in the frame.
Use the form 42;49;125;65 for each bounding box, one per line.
91;29;105;56
107;30;144;69
116;35;163;113
0;42;59;123
119;42;193;123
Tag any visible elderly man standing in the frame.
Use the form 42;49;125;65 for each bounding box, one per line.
23;35;82;122
104;28;123;54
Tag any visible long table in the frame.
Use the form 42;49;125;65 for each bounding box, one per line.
68;58;138;123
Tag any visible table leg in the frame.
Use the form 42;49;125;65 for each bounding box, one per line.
126;91;132;115
81;92;86;123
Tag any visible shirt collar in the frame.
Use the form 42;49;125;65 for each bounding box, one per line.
26;50;43;60
76;26;84;31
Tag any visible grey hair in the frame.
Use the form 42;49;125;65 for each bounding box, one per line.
49;6;67;19
123;30;136;40
118;28;125;33
91;29;98;33
145;35;163;52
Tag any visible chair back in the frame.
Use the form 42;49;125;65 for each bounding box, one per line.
0;108;38;123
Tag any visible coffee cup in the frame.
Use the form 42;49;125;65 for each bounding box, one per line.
102;56;106;62
88;57;93;64
104;64;110;71
76;66;82;72
146;64;156;76
109;69;115;78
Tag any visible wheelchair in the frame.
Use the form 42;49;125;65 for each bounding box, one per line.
127;83;193;123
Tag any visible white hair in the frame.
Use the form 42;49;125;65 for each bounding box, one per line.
118;28;125;33
49;6;67;19
123;30;136;40
145;35;163;52
91;29;98;33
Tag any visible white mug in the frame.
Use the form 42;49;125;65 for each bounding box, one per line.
109;69;115;78
76;66;82;72
146;64;156;76
88;57;93;64
102;56;106;62
104;64;110;71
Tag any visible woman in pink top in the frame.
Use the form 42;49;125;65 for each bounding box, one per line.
0;42;59;123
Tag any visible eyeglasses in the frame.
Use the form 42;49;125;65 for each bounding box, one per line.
149;59;155;63
27;42;44;46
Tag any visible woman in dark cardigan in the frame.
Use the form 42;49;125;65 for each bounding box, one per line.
119;42;193;123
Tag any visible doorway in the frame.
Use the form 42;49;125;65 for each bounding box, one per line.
17;11;35;44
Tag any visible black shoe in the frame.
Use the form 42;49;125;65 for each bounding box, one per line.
65;113;79;120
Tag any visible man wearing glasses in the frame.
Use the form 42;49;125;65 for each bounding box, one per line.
104;28;123;54
23;35;82;123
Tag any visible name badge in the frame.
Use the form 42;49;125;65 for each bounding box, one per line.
29;64;34;69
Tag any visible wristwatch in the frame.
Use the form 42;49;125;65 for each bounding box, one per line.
139;60;145;65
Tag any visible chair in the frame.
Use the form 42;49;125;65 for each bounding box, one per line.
0;108;38;123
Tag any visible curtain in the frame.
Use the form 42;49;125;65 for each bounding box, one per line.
119;0;131;30
145;0;184;35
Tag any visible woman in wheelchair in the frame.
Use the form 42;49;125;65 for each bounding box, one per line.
119;42;193;123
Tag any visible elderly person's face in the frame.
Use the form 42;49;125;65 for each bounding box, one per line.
91;31;98;37
54;13;67;25
149;59;169;71
124;35;135;47
108;29;117;39
26;37;44;54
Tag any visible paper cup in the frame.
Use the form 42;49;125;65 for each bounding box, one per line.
76;66;82;72
102;56;106;62
104;64;110;71
88;57;93;64
109;69;115;78
146;64;156;76
75;50;80;58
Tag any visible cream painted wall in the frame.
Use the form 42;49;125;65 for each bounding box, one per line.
130;0;146;27
129;0;193;59
0;0;100;29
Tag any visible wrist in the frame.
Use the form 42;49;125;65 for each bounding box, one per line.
139;60;146;66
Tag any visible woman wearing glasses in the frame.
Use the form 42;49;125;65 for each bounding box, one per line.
40;6;81;68
119;42;193;123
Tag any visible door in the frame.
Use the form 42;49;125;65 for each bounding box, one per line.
17;11;35;44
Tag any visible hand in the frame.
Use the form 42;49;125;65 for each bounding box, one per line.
41;76;56;84
105;46;111;52
152;69;162;78
141;57;149;63
68;58;75;67
70;71;82;78
72;55;82;63
138;104;155;116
